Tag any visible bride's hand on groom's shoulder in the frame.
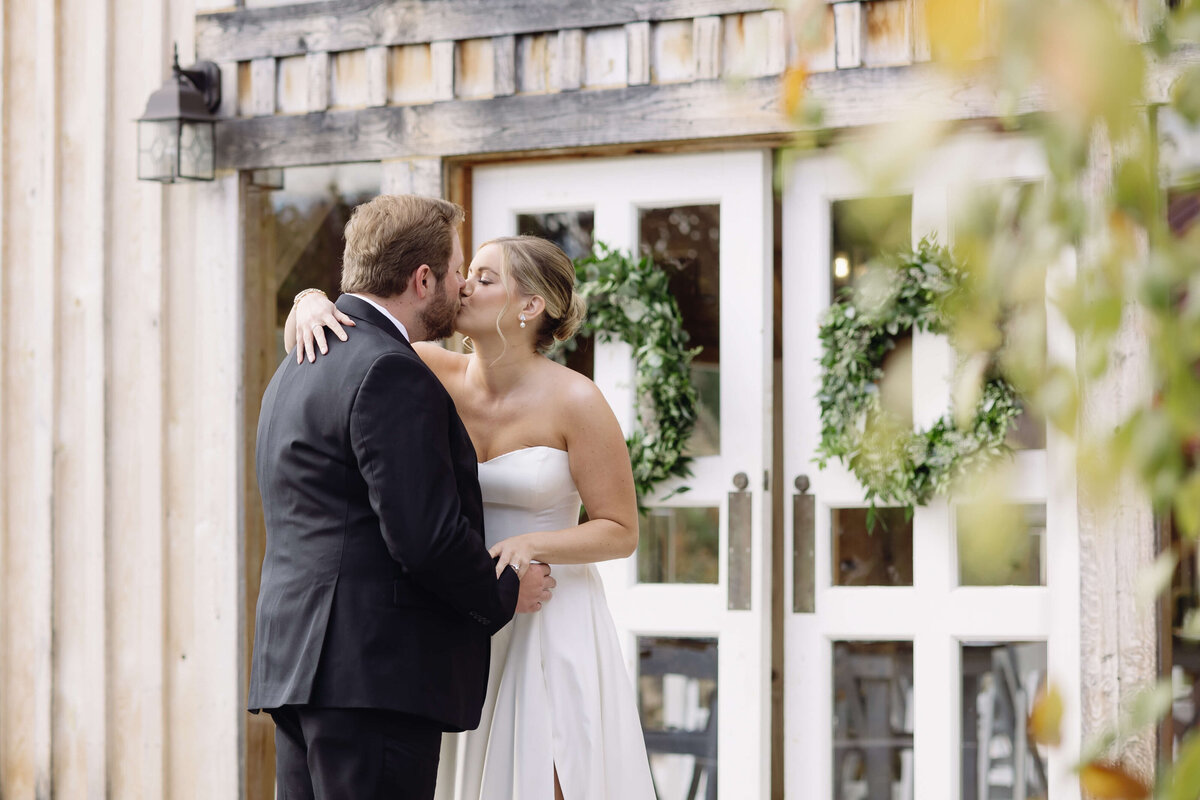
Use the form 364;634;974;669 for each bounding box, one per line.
295;291;354;364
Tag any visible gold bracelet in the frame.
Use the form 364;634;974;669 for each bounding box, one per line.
292;287;327;309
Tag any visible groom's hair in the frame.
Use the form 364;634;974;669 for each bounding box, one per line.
340;194;465;298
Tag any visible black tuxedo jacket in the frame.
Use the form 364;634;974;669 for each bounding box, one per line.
248;294;519;731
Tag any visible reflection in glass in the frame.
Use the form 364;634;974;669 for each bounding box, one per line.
957;504;1046;587
516;211;595;261
518;211;596;377
833;642;913;800
261;163;382;352
638;506;720;584
961;642;1048;800
830;195;913;302
832;508;913;587
638;205;721;457
639;637;718;800
1007;398;1047;451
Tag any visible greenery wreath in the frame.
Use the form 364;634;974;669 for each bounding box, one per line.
565;243;700;501
815;238;1022;508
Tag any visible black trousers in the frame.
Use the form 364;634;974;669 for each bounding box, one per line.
268;706;442;800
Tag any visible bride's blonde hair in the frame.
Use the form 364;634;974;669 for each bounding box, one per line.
479;235;586;354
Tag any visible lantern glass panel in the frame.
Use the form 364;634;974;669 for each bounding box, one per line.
138;119;179;182
180;120;214;181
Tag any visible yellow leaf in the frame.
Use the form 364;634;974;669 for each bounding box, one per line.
1079;762;1151;799
1028;684;1063;747
782;65;808;118
924;0;985;66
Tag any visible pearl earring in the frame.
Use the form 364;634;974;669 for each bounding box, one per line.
519;313;527;329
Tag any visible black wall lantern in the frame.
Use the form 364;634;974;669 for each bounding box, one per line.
137;45;221;183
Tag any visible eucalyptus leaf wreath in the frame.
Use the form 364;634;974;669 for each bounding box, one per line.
815;238;1022;508
567;243;701;501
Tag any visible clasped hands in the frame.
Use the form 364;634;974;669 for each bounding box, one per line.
496;535;555;614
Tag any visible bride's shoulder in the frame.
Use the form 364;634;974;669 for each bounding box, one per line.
539;359;611;416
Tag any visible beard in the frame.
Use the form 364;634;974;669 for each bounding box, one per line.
417;280;460;341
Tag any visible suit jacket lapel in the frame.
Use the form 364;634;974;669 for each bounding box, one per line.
335;294;414;352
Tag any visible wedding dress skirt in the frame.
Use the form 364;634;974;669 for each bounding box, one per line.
438;446;655;800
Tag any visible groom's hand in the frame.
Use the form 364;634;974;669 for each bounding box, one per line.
515;564;555;613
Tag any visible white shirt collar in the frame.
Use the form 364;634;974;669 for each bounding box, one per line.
348;294;410;342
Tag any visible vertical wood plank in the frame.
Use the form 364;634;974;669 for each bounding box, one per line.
330;50;368;108
555;29;583;91
455;38;495;100
912;0;931;61
516;33;552;94
242;184;277;800
365;45;389;107
583;27;627;90
693;16;722;81
834;1;864;69
493;35;516;97
626;21;650;86
306;52;330;112
381;158;445;198
390;44;435;106
190;172;246;800
107;0;168;793
431;40;455;101
804;5;839;73
53;0;110;795
1077;130;1158;779
250;57;276;116
863;0;912;68
762;10;787;76
275;55;308;115
651;19;694;84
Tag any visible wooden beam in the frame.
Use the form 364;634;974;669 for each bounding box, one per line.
215;65;1060;170
196;0;780;63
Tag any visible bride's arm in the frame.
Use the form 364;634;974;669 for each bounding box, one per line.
284;290;356;363
489;379;638;572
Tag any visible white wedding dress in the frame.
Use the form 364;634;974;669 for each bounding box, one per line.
436;445;656;800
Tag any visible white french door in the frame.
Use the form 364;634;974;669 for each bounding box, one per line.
782;134;1082;800
474;150;774;799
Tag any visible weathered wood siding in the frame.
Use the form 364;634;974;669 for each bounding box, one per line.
1;0;244;797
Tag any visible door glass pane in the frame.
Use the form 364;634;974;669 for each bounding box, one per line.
833;642;914;800
832;508;913;586
638;205;721;457
639;636;718;800
260;163;382;353
517;211;596;377
961;642;1048;800
638;506;720;584
957;504;1046;586
831;196;915;426
830;195;912;302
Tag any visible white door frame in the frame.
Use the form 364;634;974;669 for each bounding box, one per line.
781;133;1082;800
473;149;775;798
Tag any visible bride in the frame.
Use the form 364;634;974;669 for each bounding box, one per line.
287;234;656;800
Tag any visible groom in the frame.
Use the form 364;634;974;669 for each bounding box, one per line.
249;194;554;799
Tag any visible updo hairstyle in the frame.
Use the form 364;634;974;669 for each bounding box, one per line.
481;235;587;352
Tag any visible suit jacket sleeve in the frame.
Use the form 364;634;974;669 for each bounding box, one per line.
350;352;519;634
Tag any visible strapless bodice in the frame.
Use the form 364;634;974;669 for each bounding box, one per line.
477;446;581;549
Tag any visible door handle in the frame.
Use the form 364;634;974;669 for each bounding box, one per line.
793;475;815;613
728;472;752;610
